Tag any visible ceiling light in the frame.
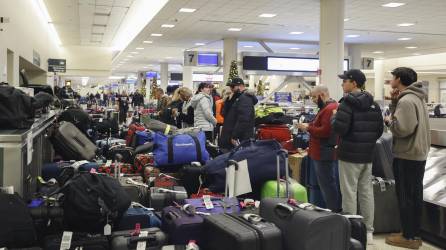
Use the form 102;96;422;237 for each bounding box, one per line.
346;34;360;38
195;43;206;46
406;46;418;49
397;23;415;27
151;33;163;37
143;40;153;44
130;52;139;54
382;2;406;8
258;13;276;18
398;37;412;41
161;24;175;28
344;18;350;22
373;51;384;54
165;56;173;59
127;55;134;58
228;28;242;32
243;45;254;48
289;31;304;35
179;8;196;13
290;47;301;50
135;47;144;50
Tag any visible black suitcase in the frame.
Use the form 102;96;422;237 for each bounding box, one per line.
149;186;188;211
260;198;350;250
349;238;364;250
204;213;282;250
43;232;109;250
59;107;92;135
372;177;401;233
110;227;166;250
372;133;394;179
342;214;367;247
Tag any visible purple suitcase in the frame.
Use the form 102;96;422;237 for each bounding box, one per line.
184;197;240;214
161;206;205;245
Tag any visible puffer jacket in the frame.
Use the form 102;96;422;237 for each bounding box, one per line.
332;91;384;163
190;93;217;131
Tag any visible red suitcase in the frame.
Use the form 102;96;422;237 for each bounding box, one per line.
257;124;291;143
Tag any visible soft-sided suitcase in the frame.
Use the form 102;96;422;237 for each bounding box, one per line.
43;232;109;250
111;227;166;250
51;122;98;161
372;177;401;233
259;198;350;250
257;124;291;143
204;213;282;250
117;206;162;231
149;186;188;211
161;206;205;245
372;133;394;179
260;151;308;203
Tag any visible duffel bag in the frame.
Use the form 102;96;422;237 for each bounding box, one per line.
205;139;284;193
143;118;178;135
59;173;131;233
153;131;209;167
136;130;153;146
58;107;92;135
0;83;35;129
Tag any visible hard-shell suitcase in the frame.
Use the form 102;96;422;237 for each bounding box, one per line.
110;227;166;250
51;121;97;161
260;152;308;203
259;198;350;250
161;206;205;245
372;133;394;179
149;186;188;211
372;177;401;233
257;124;291;143
43;232;109;250
204;213;282;250
117;206;161;231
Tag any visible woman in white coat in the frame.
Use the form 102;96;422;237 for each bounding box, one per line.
190;82;217;141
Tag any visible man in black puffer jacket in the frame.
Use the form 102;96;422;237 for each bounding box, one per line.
332;69;383;244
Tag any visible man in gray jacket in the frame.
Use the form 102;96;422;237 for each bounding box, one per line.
190;82;217;141
384;67;430;249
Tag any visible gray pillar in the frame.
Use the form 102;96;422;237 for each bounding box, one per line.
160;63;168;91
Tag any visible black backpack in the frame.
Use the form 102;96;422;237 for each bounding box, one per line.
60;173;131;233
0;193;37;248
0;83;35;129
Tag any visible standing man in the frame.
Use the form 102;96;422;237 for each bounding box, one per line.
332;69;384;244
297;85;341;212
384;68;430;249
219;78;258;151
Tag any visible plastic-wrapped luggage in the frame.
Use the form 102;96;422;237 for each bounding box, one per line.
372;133;394;179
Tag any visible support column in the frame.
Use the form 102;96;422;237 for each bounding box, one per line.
223;38;238;85
374;60;385;101
0;48;6;83
348;45;362;69
182;66;193;90
160;63;168;91
319;0;345;100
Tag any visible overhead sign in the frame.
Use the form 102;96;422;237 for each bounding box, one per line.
184;51;198;66
244;55;349;72
184;51;221;67
274;92;292;103
48;58;66;73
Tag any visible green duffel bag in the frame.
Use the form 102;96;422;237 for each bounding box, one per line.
255;105;284;118
261;178;308;203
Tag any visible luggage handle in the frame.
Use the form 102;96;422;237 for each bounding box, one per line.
128;235;157;244
276;149;289;198
274;203;294;219
242;213;263;224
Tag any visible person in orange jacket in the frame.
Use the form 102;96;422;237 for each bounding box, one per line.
215;87;231;142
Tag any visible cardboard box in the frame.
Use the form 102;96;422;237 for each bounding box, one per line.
288;151;307;183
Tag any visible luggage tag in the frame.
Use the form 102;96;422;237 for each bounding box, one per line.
136;231;149;250
203;195;214;210
104;215;111;236
105;160;112;167
60;231;73;250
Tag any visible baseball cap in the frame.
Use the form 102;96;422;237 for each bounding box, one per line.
338;69;366;86
227;77;245;87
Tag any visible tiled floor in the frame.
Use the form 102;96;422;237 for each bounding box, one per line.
369;234;441;250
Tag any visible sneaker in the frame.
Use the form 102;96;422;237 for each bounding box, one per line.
367;232;374;245
385;235;421;249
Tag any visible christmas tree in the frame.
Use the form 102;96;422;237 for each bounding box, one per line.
227;60;239;84
257;80;265;96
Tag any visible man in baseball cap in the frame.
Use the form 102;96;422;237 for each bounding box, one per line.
338;69;367;90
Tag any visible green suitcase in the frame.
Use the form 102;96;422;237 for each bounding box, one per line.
260;150;308;203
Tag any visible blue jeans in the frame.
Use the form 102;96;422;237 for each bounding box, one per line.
313;160;342;212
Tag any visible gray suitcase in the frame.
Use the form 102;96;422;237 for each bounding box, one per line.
149;186;187;211
372;177;401;233
52;121;97;161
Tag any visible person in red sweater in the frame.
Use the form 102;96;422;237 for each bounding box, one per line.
297;85;341;212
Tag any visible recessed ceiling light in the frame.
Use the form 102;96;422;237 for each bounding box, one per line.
151;33;163;37
346;34;360;38
195;43;206;46
290;47;301;50
130;52;139;54
143;40;153;44
344;18;350;22
289;31;304;35
135;47;144;50
161;24;175;28
243;45;254;48
258;13;276;18
406;46;418;49
179;8;196;13
228;28;242;32
373;51;384;54
397;23;415;27
382;2;406;8
398;37;412;41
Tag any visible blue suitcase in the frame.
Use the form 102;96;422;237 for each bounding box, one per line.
116;207;162;231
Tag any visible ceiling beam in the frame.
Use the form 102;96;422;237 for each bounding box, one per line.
258;41;274;53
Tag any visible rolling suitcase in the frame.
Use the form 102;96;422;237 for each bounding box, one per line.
110;227;166;250
343;214;367;248
260;198;350;250
372;177;401;233
149;186;188;211
161;206;205;245
51;121;97;161
204;213;282;250
372;133;394;179
260;151;308;203
349;238;364;250
43;232;109;250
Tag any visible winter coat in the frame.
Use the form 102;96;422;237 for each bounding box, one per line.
308;100;338;161
190;93;217;132
389;82;431;161
215;99;225;124
220;89;258;150
332;91;384;163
